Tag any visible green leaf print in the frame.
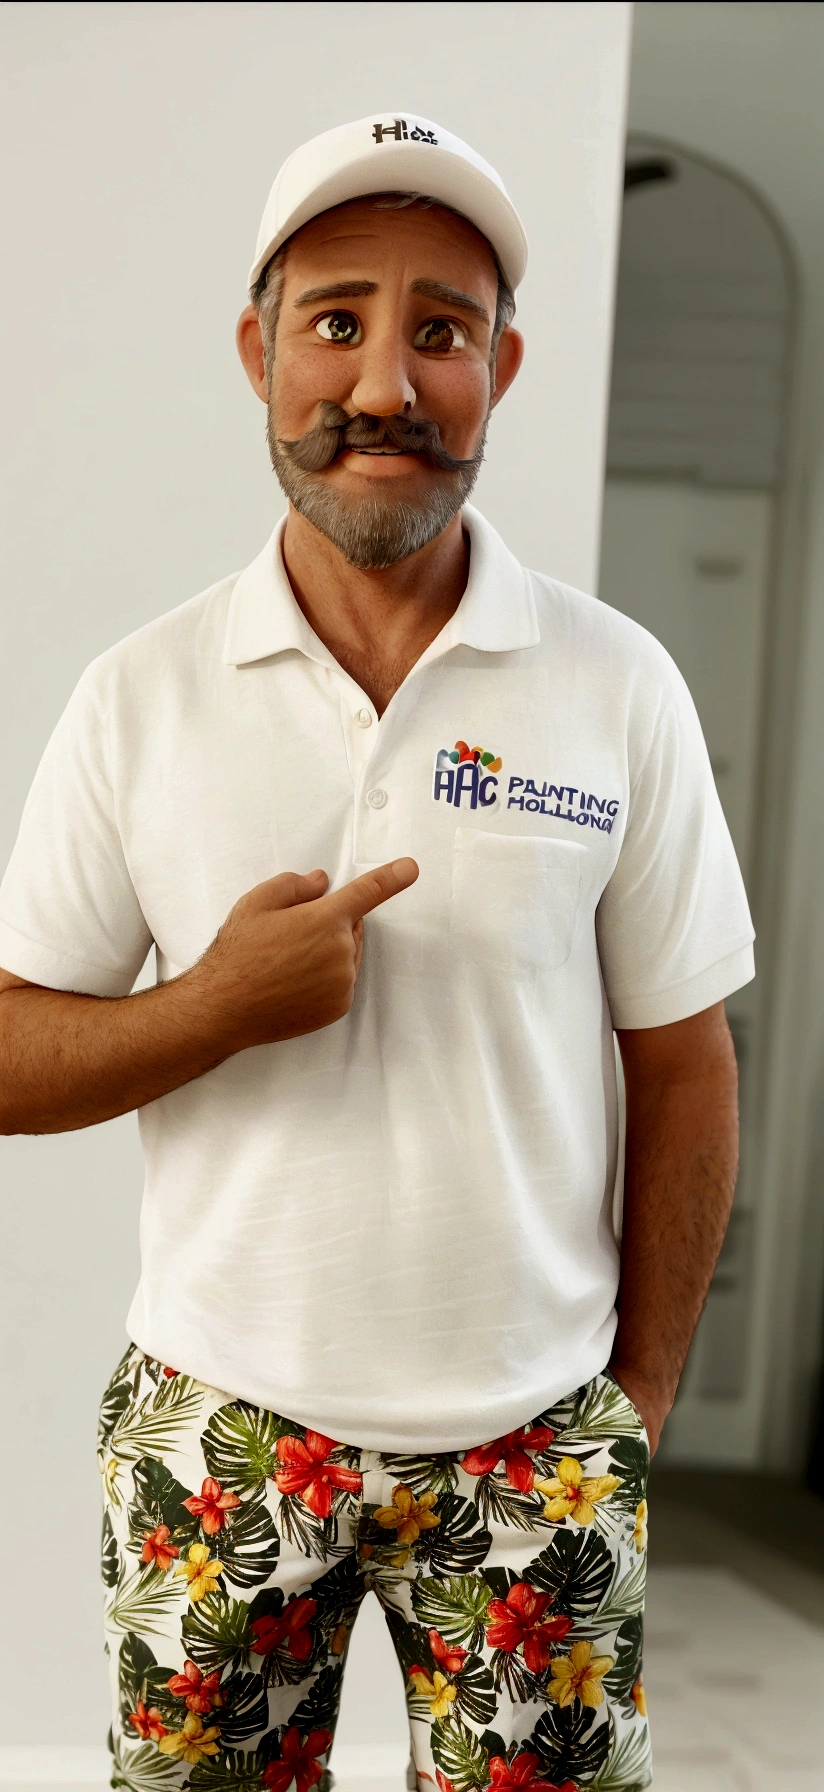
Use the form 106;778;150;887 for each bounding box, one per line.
431;1714;490;1791
380;1453;460;1498
110;1736;180;1792
107;1565;184;1638
99;1379;134;1458
201;1402;292;1493
117;1632;180;1730
453;1653;497;1725
419;1495;492;1579
217;1492;280;1590
529;1703;611;1784
117;1632;158;1718
101;1509;122;1588
309;1554;363;1644
109;1375;205;1464
602;1616;644;1706
182;1592;252;1676
574;1554;646;1637
607;1437;649;1510
410;1575;492;1651
490;1646;537;1704
290;1663;345;1735
564;1377;643;1442
275;1494;345;1563
473;1474;545;1533
214;1671;270;1746
188;1750;273;1789
589;1717;652;1790
127;1456;199;1557
524;1528;614;1619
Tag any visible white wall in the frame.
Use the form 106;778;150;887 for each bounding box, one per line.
0;0;631;1753
626;2;824;1471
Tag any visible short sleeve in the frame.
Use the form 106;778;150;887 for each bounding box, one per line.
0;666;152;996
596;655;755;1029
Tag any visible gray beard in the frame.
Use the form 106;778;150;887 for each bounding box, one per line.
267;411;487;571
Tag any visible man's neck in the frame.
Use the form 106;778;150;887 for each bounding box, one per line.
281;505;469;716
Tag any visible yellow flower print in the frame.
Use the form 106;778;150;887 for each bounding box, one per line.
631;1673;647;1716
632;1498;648;1553
331;1622;349;1656
175;1542;224;1603
158;1713;221;1765
375;1485;440;1547
548;1640;613;1708
534;1456;620;1525
408;1668;458;1718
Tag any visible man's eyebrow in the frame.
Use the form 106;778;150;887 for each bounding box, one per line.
411;278;490;324
292;281;379;308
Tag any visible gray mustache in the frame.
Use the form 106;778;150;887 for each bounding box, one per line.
279;402;480;475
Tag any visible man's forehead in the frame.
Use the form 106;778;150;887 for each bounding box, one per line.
283;198;499;282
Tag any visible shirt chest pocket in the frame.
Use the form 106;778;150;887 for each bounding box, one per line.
448;828;584;973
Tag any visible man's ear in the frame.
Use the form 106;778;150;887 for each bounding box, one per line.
237;306;269;402
489;326;525;409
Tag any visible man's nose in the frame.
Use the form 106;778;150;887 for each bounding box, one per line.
350;329;416;418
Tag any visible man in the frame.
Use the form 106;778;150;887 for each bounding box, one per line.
0;114;751;1792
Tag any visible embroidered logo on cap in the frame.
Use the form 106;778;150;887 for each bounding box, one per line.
372;119;438;146
433;740;502;810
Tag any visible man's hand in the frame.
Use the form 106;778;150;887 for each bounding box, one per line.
609;1002;739;1455
0;858;418;1133
190;858;418;1049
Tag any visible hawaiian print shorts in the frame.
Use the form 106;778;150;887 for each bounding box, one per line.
99;1350;652;1792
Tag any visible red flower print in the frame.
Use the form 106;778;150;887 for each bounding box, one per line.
436;1776;456;1792
251;1595;317;1663
163;1365;179;1378
128;1702;167;1742
262;1727;332;1792
182;1476;241;1535
274;1431;362;1519
166;1659;225;1714
462;1425;555;1493
141;1525;180;1571
486;1582;572;1674
428;1629;467;1674
488;1755;576;1792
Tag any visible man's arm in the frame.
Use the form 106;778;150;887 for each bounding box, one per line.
610;1001;739;1454
0;858;418;1134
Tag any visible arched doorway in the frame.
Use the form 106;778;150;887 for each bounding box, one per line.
599;135;795;1461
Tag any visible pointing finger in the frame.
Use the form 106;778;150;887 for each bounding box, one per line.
328;858;419;922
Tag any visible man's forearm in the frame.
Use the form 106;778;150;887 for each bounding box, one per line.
610;1004;739;1450
0;975;236;1134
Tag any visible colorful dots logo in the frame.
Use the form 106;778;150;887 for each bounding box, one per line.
441;739;503;774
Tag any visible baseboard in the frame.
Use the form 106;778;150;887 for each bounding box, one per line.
0;1745;408;1786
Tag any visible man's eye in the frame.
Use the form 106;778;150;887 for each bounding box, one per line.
413;318;467;352
315;312;362;344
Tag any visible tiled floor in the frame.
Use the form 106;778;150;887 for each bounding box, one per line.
644;1565;824;1790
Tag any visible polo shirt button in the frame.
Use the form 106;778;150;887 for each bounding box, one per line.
355;708;373;728
367;788;388;809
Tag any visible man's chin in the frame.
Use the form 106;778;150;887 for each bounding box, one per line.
272;450;474;570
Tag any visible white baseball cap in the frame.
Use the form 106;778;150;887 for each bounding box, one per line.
249;111;528;294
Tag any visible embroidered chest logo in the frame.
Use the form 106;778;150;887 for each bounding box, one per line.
432;738;621;830
433;740;503;810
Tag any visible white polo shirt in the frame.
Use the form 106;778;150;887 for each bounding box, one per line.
0;506;754;1450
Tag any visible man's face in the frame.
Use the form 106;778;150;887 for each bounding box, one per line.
238;199;521;569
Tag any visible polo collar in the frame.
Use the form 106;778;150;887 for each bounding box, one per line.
222;503;540;668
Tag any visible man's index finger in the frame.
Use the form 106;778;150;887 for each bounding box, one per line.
330;858;419;921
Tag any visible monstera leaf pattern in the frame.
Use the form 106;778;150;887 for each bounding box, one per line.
100;1350;651;1790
